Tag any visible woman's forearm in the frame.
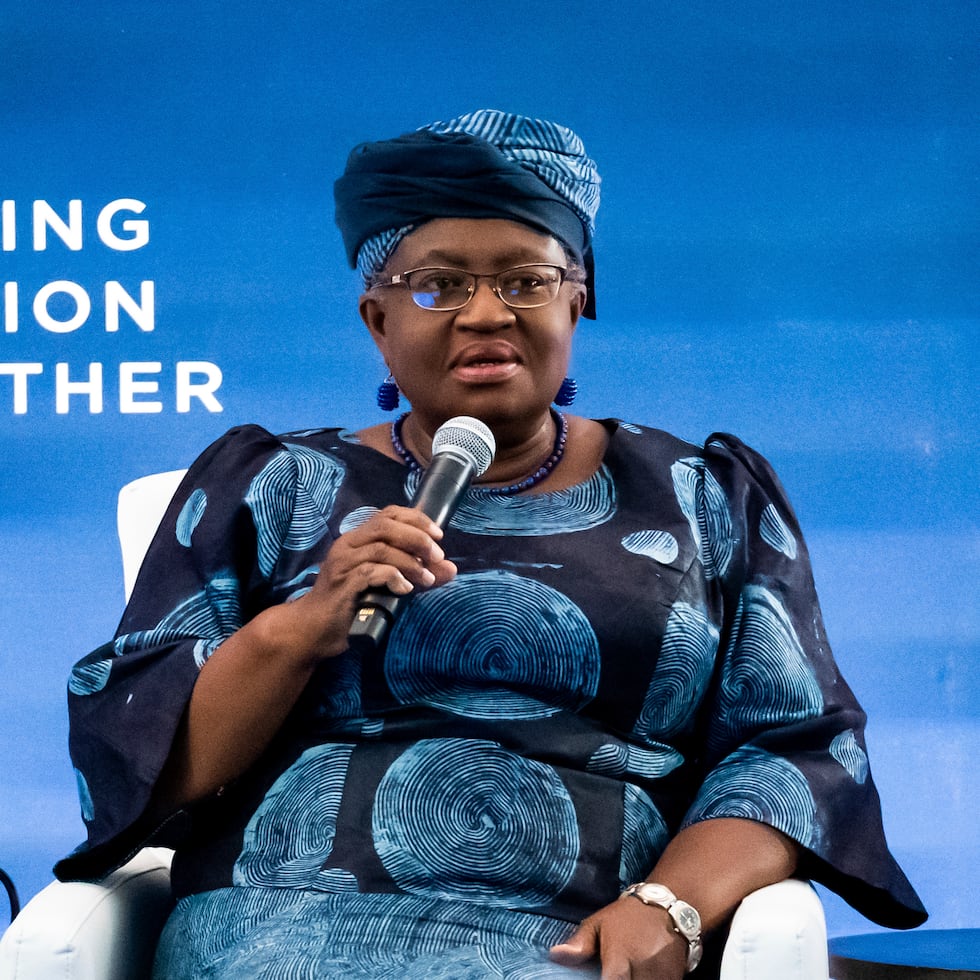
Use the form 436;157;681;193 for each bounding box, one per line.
644;817;800;933
149;599;325;812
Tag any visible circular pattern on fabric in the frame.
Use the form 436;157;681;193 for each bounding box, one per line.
176;488;207;547
234;743;357;892
620;783;670;887
760;503;798;559
404;466;617;536
373;738;579;906
709;584;823;752
830;730;869;784
621;529;679;565
68;654;113;695
686;745;818;848
400;944;590;979
159;890;588;979
670;456;733;579
587;741;684;780
74;767;94;824
312;650;364;724
385;570;600;719
245;444;346;577
192;637;221;669
339;505;379;534
633;601;719;739
111;574;242;672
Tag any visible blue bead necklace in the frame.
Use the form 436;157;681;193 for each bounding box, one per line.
390;411;568;496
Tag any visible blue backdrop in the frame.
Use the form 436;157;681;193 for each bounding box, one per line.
2;0;977;938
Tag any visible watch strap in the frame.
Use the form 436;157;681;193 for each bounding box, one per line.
622;882;704;973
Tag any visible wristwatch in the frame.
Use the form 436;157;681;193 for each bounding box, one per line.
622;881;703;973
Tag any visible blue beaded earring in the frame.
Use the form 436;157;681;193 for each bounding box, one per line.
376;374;400;411
554;377;578;407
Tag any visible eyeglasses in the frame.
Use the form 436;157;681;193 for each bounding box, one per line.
369;264;581;312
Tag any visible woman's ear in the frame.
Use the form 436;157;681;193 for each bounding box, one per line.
567;283;587;329
359;293;387;342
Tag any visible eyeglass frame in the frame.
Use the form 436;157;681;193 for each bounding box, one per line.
366;263;585;312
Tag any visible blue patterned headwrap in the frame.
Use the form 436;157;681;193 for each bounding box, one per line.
333;109;601;318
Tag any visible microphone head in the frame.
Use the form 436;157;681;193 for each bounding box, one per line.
431;416;496;477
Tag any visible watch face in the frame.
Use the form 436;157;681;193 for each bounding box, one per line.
671;902;701;939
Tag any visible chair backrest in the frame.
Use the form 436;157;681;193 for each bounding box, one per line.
117;470;188;600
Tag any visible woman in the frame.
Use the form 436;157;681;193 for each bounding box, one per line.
59;110;925;978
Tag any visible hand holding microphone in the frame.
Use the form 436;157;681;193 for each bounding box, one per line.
347;416;495;654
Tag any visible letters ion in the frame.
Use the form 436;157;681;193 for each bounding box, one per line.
3;281;155;334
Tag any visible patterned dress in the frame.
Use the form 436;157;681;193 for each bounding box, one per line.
59;420;925;978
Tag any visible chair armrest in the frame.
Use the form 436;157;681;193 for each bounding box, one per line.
719;879;829;980
0;847;175;980
1;853;826;979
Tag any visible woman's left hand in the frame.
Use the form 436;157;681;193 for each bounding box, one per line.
549;895;688;979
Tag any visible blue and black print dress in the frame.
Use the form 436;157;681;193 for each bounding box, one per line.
59;420;926;978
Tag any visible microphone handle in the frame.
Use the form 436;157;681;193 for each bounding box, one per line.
347;452;476;654
410;451;476;525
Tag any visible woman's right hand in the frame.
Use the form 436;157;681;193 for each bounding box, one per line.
284;505;457;662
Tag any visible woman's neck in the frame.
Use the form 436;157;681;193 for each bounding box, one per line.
399;410;561;490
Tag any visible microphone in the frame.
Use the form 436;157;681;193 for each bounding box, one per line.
347;415;495;654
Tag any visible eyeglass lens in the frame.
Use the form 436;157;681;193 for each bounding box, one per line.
406;266;563;310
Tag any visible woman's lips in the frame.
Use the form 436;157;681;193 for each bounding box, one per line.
452;360;520;383
450;344;521;383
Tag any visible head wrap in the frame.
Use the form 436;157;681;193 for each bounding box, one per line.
333;109;601;318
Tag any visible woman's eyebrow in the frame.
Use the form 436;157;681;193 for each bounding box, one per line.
412;247;554;268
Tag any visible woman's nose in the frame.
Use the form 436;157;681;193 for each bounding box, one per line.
454;280;515;328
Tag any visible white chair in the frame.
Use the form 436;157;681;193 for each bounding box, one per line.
0;470;830;979
117;469;188;600
0;848;174;980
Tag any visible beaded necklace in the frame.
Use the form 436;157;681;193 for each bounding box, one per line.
390;411;568;496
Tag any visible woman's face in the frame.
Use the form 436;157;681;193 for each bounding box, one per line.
359;218;587;435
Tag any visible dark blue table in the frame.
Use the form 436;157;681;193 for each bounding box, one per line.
830;930;980;979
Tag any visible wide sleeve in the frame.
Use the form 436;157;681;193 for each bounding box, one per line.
57;424;313;880
679;432;926;929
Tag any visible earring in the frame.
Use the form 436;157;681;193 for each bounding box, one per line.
376;374;400;411
554;377;578;407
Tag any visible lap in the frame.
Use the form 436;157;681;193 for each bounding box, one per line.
153;889;600;979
